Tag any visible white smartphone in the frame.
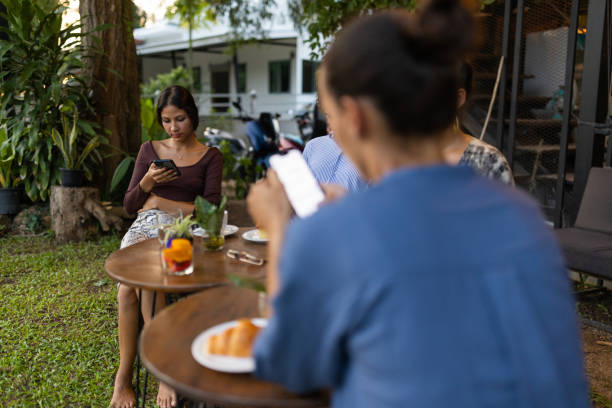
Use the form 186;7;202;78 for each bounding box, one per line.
269;150;325;218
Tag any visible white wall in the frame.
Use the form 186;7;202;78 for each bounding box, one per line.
139;40;318;116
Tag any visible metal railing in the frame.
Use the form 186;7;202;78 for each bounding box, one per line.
193;92;317;118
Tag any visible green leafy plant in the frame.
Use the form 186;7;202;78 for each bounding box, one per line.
218;140;263;199
0;126;19;188
0;0;106;200
159;214;197;243
108;156;135;195
288;0;496;57
24;213;43;234
227;274;266;292
50;111;101;175
194;195;227;233
141;98;166;141
141;65;194;98
165;1;214;90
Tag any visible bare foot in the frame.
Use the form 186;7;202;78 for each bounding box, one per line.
157;382;177;408
110;375;135;408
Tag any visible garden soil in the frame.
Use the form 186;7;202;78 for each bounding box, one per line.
583;325;612;406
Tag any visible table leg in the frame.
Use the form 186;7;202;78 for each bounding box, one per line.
141;290;157;408
135;288;142;404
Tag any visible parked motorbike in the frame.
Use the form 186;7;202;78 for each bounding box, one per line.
233;100;305;168
293;105;314;141
292;102;329;142
202;126;250;158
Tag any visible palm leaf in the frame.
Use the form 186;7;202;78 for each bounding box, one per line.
67;111;79;167
76;136;100;169
109;157;135;193
50;128;69;167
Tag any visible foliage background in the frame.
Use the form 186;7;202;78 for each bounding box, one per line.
0;0;104;200
289;0;417;56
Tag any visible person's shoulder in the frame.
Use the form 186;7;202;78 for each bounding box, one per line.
464;138;513;183
200;145;222;163
136;140;155;161
466;137;501;154
305;135;335;150
206;145;222;157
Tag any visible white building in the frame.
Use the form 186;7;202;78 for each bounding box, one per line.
133;3;319;118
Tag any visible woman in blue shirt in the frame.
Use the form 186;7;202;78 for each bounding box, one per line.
246;1;588;407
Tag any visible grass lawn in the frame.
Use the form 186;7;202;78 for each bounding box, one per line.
0;234;160;407
0;234;610;407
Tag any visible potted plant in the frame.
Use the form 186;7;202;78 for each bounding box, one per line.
0;0;104;201
157;214;196;246
194;195;227;251
157;214;197;275
50;111;101;187
0;126;21;215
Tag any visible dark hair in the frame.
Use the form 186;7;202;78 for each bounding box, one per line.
322;0;475;137
156;85;199;130
458;60;473;99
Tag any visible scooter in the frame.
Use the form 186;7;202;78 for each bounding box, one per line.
233;100;305;168
292;102;329;142
202;126;250;158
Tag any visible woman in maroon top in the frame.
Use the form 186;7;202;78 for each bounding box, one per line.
111;86;222;408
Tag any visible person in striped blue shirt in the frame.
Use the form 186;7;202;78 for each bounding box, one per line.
303;132;367;192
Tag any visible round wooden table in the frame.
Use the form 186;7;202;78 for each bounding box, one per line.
105;227;268;407
139;285;329;407
104;227;266;292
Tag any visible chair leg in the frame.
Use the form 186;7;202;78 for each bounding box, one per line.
134;289;142;404
141;291;157;408
574;273;608;297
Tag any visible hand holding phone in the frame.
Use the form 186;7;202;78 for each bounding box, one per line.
269;150;325;218
153;159;182;177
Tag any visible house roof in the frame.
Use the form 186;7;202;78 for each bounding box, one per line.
134;15;298;56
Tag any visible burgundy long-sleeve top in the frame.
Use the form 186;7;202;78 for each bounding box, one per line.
123;141;223;215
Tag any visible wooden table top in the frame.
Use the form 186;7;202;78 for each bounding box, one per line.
139;285;329;407
104;227;266;292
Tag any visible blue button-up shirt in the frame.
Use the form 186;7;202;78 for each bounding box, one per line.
303;135;366;192
255;165;588;408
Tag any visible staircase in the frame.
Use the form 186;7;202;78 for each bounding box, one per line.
462;0;581;221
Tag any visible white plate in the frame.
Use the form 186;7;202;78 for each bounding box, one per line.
191;318;267;373
242;229;268;243
192;225;239;238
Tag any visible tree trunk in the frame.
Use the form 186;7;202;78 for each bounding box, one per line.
79;0;141;188
50;186;100;243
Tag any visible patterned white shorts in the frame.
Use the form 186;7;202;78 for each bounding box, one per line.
120;209;175;249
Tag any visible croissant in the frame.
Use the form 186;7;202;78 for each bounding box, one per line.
207;319;261;357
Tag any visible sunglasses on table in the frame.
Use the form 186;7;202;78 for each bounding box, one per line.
226;249;265;266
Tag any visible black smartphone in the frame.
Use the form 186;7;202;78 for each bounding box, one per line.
153;159;181;177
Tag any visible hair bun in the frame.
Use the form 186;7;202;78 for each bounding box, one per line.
416;0;476;64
